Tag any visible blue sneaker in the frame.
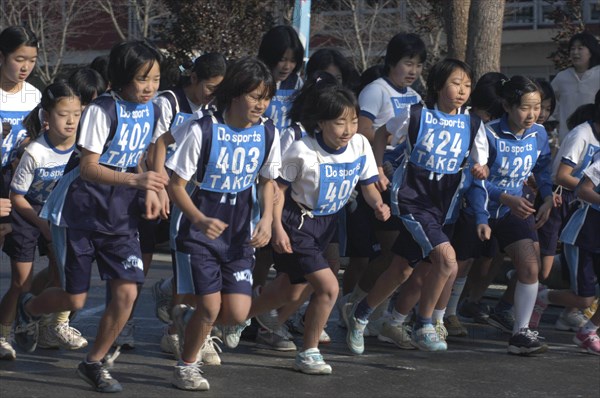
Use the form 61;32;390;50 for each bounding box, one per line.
411;324;447;351
14;293;39;353
342;302;368;355
220;319;250;349
77;360;123;393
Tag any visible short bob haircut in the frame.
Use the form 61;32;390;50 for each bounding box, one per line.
534;78;556;118
0;25;38;56
69;68;107;106
568;31;600;69
383;32;426;76
179;52;227;87
291;71;359;136
108;40;163;92
471;72;507;120
258;25;304;75
305;48;359;89
212;56;276;111
495;75;541;109
426;58;473;106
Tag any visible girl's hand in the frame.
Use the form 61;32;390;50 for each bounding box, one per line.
374;202;391;222
552;192;562;207
195;216;228;240
144;190;162;220
534;197;554;229
271;223;292;254
250;217;272;248
0;198;11;217
471;163;489;180
375;167;390;192
476;224;491;241
502;194;535;219
157;189;170;219
132;171;168;192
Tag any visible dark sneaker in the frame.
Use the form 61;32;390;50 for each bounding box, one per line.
508;328;548;355
488;309;514;334
458;300;489;324
77;361;123;393
14;293;39;352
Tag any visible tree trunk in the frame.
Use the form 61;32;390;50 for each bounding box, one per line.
466;0;506;82
442;0;470;61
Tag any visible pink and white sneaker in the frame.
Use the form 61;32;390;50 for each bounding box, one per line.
573;330;600;356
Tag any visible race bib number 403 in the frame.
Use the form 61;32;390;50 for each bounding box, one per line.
201;124;266;193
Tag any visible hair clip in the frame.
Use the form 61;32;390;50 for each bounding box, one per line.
500;78;511;86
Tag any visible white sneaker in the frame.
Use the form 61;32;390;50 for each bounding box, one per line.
160;326;180;357
172;363;209;391
377;322;415;350
555;310;588;331
200;335;222;366
363;315;387;337
293;348;332;375
38;322;88;350
114;320;135;349
0;336;16;360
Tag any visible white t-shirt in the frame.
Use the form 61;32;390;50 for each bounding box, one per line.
151;91;201;143
552;121;600;181
584;156;600;187
358;77;421;130
10;132;74;205
551;65;600;141
280;133;378;214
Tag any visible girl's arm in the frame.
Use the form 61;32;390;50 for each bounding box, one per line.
79;148;168;192
250;176;274;248
576;177;600;205
360;183;390;222
271;182;292;254
554;163;579;191
151;132;176;179
10;192;51;241
373;125;391;192
167;172;228;240
358;116;376;143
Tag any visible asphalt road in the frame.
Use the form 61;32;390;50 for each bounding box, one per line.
1;253;599;398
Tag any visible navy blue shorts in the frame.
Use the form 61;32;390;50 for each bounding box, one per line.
344;191;380;258
52;226;145;294
453;211;499;261
138;217;170;254
2;203;49;262
273;200;338;284
174;245;254;296
536;188;576;256
391;209;455;267
563;244;600;297
490;212;539;251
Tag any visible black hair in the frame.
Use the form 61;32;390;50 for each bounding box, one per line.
471;72;507;120
0;25;38;56
566;104;595;130
288;71;359;136
108;40;163;91
90;55;109;85
179;52;227;87
383;33;426;75
257;25;304;75
306;48;359;90
68;68;106;106
357;64;385;95
495;75;541;109
534;78;556;118
426;58;473;106
212;56;275;111
23;81;79;140
568;32;600;69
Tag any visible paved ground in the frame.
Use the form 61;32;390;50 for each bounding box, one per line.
0;253;599;398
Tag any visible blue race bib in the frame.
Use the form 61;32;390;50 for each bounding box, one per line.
266;88;294;131
314;157;366;216
200;123;266;193
390;95;419;117
572;143;600;179
98;100;154;168
409;109;470;174
26;164;66;205
1;110;29;167
488;136;538;192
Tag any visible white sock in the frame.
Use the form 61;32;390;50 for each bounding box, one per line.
389;309;408;326
432;308;446;323
582;320;599;334
513;281;538;334
446;277;467;316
